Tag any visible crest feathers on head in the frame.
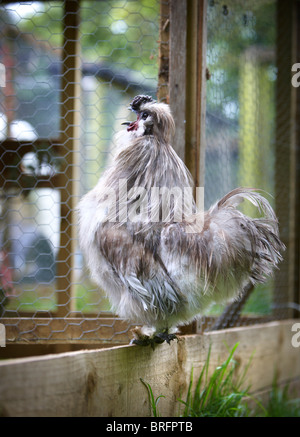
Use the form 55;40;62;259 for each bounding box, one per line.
129;95;156;112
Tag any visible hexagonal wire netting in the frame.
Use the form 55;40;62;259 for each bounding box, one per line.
0;0;296;346
200;0;299;331
0;0;160;344
202;0;288;331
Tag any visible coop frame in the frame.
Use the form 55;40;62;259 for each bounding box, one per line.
0;0;299;417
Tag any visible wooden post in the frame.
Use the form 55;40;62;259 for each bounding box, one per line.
160;0;207;185
274;0;299;319
56;0;81;317
163;0;207;335
296;1;300;314
185;0;207;190
157;0;170;104
169;0;187;161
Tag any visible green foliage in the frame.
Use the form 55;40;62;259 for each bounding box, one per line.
140;378;165;418
5;282;111;313
264;380;300;418
141;343;300;417
179;343;256;417
16;0;159;78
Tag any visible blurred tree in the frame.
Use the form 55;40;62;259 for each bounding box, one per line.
15;0;159;78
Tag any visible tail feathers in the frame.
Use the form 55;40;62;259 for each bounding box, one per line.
213;187;277;223
205;187;285;286
249;221;285;283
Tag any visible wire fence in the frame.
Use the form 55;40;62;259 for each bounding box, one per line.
0;0;159;344
201;0;289;331
0;0;296;346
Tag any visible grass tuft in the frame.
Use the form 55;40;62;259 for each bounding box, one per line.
178;342;255;417
140;343;300;417
263;379;300;418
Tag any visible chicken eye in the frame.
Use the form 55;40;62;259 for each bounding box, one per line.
141;111;149;120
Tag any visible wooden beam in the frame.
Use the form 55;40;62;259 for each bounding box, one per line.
295;1;300;313
160;0;207;184
157;0;170;104
0;320;299;417
0;315;273;353
56;0;81;316
1;317;133;346
169;0;187;161
185;0;207;189
274;0;299;318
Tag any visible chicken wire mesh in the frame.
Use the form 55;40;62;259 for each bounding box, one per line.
0;0;295;346
201;0;288;331
0;0;160;344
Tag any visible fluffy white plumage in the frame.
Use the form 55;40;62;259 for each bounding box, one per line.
78;95;285;346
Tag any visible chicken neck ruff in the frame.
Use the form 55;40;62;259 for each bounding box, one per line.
78;95;285;346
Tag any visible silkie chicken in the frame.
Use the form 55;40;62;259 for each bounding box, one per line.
78;95;285;347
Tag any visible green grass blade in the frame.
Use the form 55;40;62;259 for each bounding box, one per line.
140;378;165;417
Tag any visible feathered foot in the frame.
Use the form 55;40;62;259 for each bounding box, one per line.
130;326;178;349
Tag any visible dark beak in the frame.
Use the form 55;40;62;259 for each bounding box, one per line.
121;121;131;126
